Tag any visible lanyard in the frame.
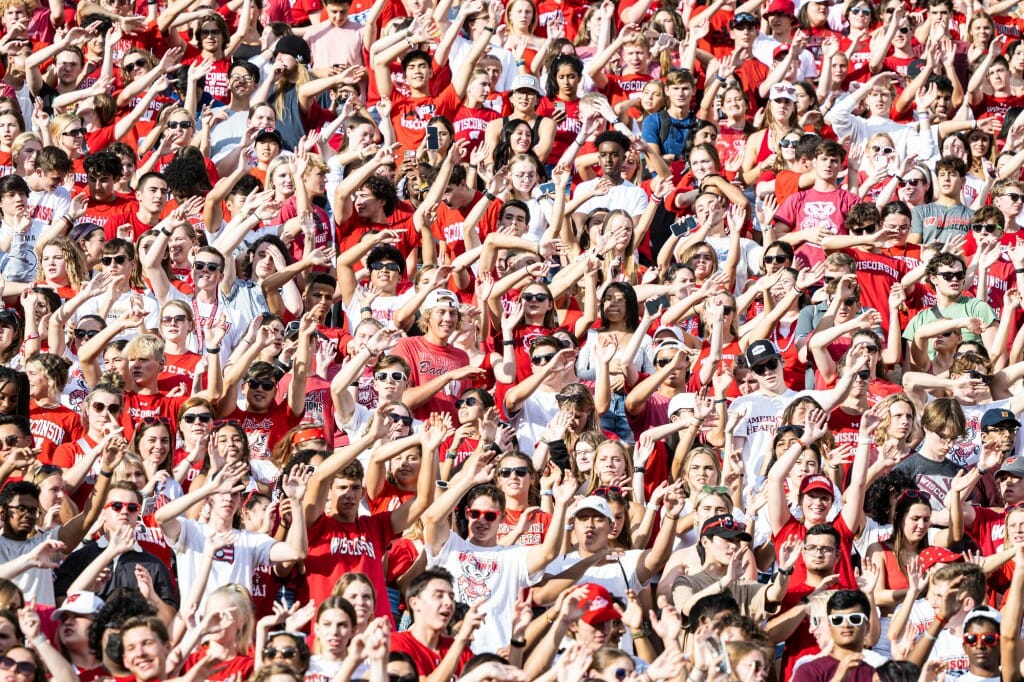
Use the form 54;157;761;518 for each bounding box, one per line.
191;297;218;349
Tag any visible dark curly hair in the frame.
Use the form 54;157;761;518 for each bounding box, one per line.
87;587;157;661
863;468;917;525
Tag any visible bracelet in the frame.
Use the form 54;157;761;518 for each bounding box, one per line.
483;189;497;201
484;25;496;32
635;467;647;474
795;437;807;450
632;629;647;640
24;333;39;341
923;631;937;641
206;346;220;354
1015;268;1024;274
645;502;659;510
652;194;665;203
502;339;515;346
713;398;727;404
99;470;113;478
540;489;554;497
360;306;372;313
716;75;726;83
160;227;172;236
666;513;680;521
515;59;526;67
510;637;527;648
858;436;873;444
574;136;586;145
535;242;542;256
406;35;414;47
777;566;794;576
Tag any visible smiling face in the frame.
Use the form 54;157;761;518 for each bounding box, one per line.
122;626;170;681
341;581;374;626
800;490;833;524
138;424;171;468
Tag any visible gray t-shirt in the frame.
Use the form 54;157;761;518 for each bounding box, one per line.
910;203;974;244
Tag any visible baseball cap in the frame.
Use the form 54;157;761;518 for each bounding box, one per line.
654;326;686;345
511;74;540;94
421;289;459;311
918;546;963;572
996;456;1024;479
981;408;1021;430
799;474;835;497
668;392;696;416
254;127;284;147
574;496;614;522
764;0;795;14
964;605;1003;628
52;591;105;621
274;35;311;65
578;583;621;625
773;43;791;61
700;514;752;542
744;339;782;367
69;221;105;242
769;81;798;102
730;12;758;27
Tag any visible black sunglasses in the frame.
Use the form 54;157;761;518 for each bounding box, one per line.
90;400;122;415
849;224;876;236
936;270;966;282
1000;192;1024;202
521;292;551;303
369;261;402;272
388;413;414;426
498;466;529;478
247;379;277;391
971;223;1001;234
898;178;923;187
966;369;992;386
532;352;557;366
74;328;101;340
751;358;780;375
455;397;480;409
101;255;129;266
764;254;789;264
182;413;213;424
193;260;221;272
263;647;298;659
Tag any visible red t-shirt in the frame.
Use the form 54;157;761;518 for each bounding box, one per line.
389;631;473;677
122;391;189;439
774;513;857;589
846;248;907;334
183;647;254;681
496;508;552;546
299;512;397;619
81;195;138;234
336;203;420;259
535;97;582;165
431;192;483;260
391;336;472;420
453;104;500;155
30;400;83;464
389;85;462;156
223;400;301;461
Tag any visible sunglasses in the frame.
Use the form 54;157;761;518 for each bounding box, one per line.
828;613;868;627
104;501;141;513
654;357;675;367
161;314;188;324
897;25;910;32
870;145;894;155
182;412;213;424
764;254;789;264
1000;192;1024;202
751;358;780;375
521;292;551;303
0;435;23;447
263;647;298;659
388;413;414;426
193;260;221;272
74;328;101;340
369;261;402;272
499;466;530;478
936;270;966;282
856;369;870;380
166;120;193;130
532;352;557;366
0;658;35;676
466;508;500;521
849;224;876;236
966;369;992;385
390;676;418;682
722;305;735;315
898;178;923;187
62;128;86;137
123;59;148;72
101;255;129;266
90;400;122;415
247;379;277;391
4;504;37;517
779;139;799;148
839;296;858;307
897;489;933;504
963;633;999;648
849;5;872;13
704;516;745;532
142;416;170;426
593;485;624;498
971;223;1001;234
455;397;479;409
375;371;407;382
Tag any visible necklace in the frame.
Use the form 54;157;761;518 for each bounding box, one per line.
772;317;797;353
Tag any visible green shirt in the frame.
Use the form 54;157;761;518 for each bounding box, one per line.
902;296;998;358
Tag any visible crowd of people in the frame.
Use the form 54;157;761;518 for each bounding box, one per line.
0;0;1023;678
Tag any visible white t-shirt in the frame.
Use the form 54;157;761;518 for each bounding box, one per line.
170;517;276;611
426;532;542;654
729;389;830;482
29;187;71;232
572;178;649;218
0;528;61;605
76;291;160;339
164;288;247;356
510;389;560;457
705;235;762;295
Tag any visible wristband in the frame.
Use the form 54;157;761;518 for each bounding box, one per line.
858;435;873;444
1015;268;1024;274
360;306;372;313
716;75;726;83
99;470;113;478
502;339;515;346
206;346;220;354
510;638;527;648
540;489;554;497
515;59;526;67
484;25;496;32
777;566;794;576
483;189;497;201
24;333;39;341
644;502;658;510
714;398;727;404
795;437;807;450
631;630;647;640
160;227;172;236
635;467;647;474
666;513;680;521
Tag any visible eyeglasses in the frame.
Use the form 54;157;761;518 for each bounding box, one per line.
936;270;966;282
898;178;923;187
779;139;799;148
161;314;188;325
263;647;298;659
455;397;479;409
963;633;999;648
751;358;780;375
521;292;550;303
104;501;141;513
532;352;557;366
465;508;500;521
388;413;414;426
849;224;876;236
499;466;530;478
804;544;836;554
247;379;277;391
870;145;894;155
374;371;407;382
971;223;1001;234
0;658;35;676
90;400;122;415
74;328;100;340
764;254;789;264
999;192;1024;202
62;128;86;137
369;261;402;272
965;369;992;385
101;255;128;266
828;613;868;627
593;485;624;498
182;412;213;424
193;260;221;272
123;59;148;72
3;504;38;517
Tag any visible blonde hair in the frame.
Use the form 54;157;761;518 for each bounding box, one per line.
35;237;88;289
206;584;255;652
586;440;634;492
124;334;166;363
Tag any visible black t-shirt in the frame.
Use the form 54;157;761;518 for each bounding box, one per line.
54;539;179;607
894;451;964;510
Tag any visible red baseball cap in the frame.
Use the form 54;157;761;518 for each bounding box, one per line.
578;583;622;625
800;474;835;497
918;546;963;572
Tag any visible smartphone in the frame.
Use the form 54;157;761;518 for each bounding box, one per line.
539;181;556;196
670;215;698;237
553;100;566;115
709;637;732;676
645;294;669;316
426;126;440;151
403;150;416;162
